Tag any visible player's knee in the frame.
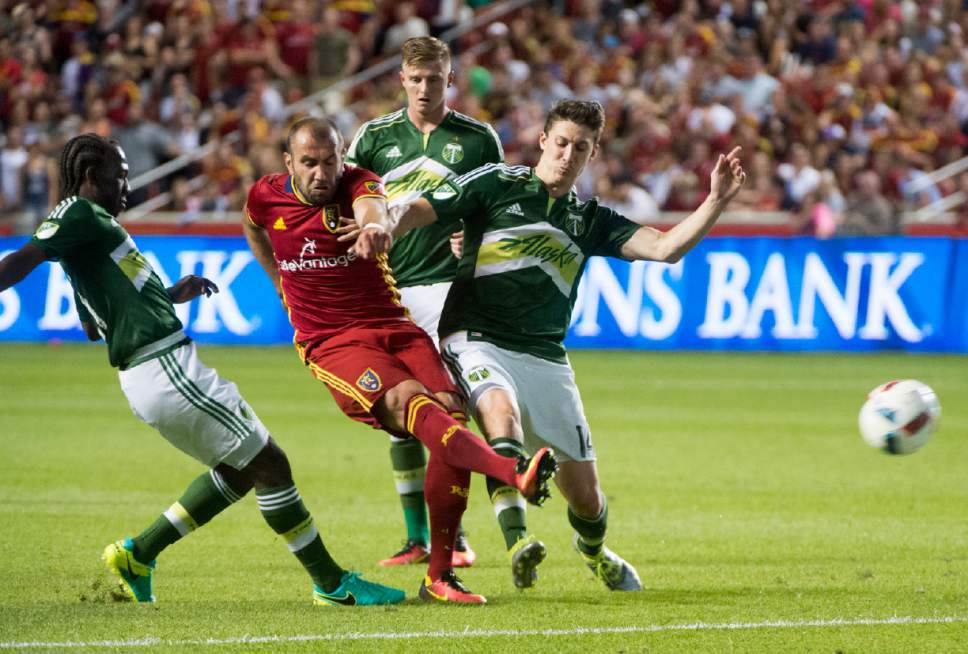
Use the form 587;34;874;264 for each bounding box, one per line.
240;438;293;488
379;379;431;431
475;387;521;438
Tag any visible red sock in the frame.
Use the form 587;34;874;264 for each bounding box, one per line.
404;394;517;485
423;456;470;580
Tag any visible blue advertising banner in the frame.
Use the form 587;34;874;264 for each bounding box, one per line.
1;235;965;352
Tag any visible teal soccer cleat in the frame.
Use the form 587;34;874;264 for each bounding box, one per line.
313;571;406;606
102;538;156;603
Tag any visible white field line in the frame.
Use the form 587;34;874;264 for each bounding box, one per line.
1;615;966;650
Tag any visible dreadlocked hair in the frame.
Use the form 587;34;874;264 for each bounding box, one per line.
59;133;119;199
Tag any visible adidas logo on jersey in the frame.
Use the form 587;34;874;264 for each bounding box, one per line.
385;146;402;158
505;203;525;216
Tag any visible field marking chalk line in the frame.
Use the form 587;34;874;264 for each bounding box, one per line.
2;615;966;650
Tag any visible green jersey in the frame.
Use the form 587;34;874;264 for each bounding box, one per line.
427;164;640;363
346;108;503;287
29;196;186;369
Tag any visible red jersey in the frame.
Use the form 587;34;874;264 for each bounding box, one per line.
245;165;407;346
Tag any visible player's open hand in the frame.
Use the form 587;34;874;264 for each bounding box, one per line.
335;216;360;243
168;275;219;304
450;230;464;259
353;224;393;259
709;146;747;205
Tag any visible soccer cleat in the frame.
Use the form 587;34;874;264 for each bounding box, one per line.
419;570;487;604
514;447;558;506
508;534;547;589
573;535;642;591
379;539;430;566
313;571;406;606
102;538;156;603
451;531;476;568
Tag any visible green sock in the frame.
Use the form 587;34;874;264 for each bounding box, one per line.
256;484;344;592
133;469;244;563
569;500;609;557
389;435;428;545
486;437;528;549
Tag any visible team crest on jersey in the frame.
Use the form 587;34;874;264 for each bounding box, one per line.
34;221;59;240
322;205;341;233
441;142;464;164
432;182;458;200
356;368;382;392
467;366;491;383
364;181;384;194
565;212;585;237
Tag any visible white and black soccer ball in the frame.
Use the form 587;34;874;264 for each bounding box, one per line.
858;380;941;455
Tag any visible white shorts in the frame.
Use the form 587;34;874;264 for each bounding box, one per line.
118;342;270;469
399;282;452;348
440;332;594;463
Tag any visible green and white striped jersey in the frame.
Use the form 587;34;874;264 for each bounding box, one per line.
427;164;640;363
29;197;185;369
346;108;503;287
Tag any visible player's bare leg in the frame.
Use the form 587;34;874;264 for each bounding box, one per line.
470;387;547;589
555;460;641;591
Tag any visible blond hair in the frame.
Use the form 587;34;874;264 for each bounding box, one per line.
401;36;451;68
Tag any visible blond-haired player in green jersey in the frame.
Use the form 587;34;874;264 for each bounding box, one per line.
354;99;747;591
347;37;544;580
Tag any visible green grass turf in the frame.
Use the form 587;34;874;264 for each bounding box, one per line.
0;343;966;653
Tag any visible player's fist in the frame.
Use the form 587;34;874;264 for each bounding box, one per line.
168;275;219;303
353;224;393;259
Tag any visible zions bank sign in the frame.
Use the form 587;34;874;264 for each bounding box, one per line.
1;236;966;352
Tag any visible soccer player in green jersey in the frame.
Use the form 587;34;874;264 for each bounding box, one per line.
358;99;747;591
0;134;405;607
346;37;535;576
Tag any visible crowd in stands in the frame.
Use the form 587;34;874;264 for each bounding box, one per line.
1;0;968;235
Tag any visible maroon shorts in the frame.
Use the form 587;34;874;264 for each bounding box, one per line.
299;321;460;429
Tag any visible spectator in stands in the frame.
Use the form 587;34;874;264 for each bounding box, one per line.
0;126;28;210
273;0;316;92
311;7;361;92
777;142;822;209
113;102;181;206
22;142;52;225
382;2;429;55
839;170;898;236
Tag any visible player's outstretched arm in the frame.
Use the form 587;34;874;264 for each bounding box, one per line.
620;147;746;263
390;198;440;239
242;217;283;299
352;196;394;259
0;243;47;292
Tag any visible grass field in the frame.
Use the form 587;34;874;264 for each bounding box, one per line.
0;343;966;653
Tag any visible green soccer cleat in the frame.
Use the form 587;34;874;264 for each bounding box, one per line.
313;571;406;606
573;535;642;591
102;538;156;603
508;534;547;589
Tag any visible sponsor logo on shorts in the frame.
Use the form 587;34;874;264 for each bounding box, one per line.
450;485;470;498
440;424;459;446
356;368;382;392
467;366;490;383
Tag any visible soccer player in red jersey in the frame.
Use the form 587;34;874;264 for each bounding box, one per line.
243;117;558;604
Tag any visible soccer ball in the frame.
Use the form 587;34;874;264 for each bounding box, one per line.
858;380;941;455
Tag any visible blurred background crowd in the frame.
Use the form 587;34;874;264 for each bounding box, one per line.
1;0;968;235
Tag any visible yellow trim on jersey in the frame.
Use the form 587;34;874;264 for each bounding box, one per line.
406;395;437;434
308;362;374;410
375;252;409;316
243;205;260;226
350;194;387;209
290;176;314;206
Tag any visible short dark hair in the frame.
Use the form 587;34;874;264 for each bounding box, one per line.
285;116;343;154
59;134;121;199
543;100;606;141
